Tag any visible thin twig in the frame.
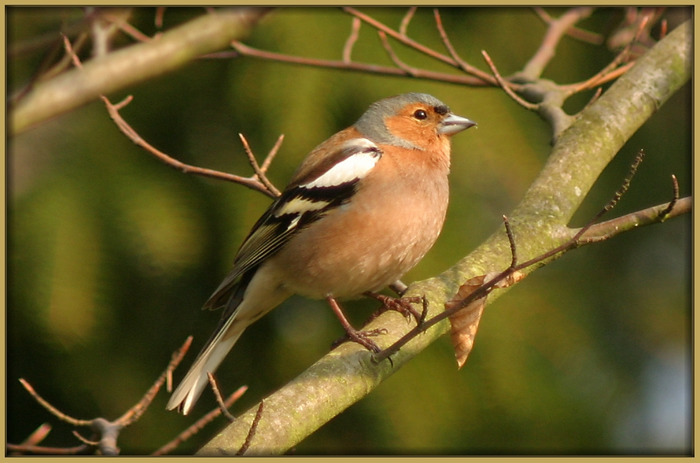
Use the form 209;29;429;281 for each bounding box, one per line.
62;33;84;69
155;7;166;29
481;50;538;110
533;7;603;45
60;33;279;198
18;379;92;427
72;430;99;446
152;385;248;456
374;149;685;363
373;262;514;364
575;62;636;96
660;19;668;39
587;150;645;218
101;95;277;197
658;174;680;220
6;442;89;455
378;31;419;76
8;424;54;456
433;9;497;84
21;423;53;447
565;12;653;94
578;86;604;113
578;196;690;244
14;337;195;455
41;32;89;81
231;40;489;86
237;401;264;455
399;7;417;36
117;336;193;426
564;35;638;93
260;134;284;174
207;373;236;422
239;133;282;197
103;11;153;43
521;7;594;80
502;215;518;268
342;17;361;63
343;7;461;69
607;7;664;52
515;149;645;266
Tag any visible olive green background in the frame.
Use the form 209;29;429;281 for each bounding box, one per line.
7;7;691;455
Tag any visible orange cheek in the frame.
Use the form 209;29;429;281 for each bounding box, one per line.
385;116;437;149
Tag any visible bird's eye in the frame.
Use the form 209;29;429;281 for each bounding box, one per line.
413;109;428;120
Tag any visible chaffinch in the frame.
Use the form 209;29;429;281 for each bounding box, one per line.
167;92;476;414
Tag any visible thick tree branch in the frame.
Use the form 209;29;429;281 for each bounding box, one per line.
10;7;270;135
196;19;691;456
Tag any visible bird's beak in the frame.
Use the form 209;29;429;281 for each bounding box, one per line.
438;114;477;135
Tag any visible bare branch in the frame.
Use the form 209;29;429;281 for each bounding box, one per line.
520;7;594;80
533;7;603;45
565;62;635;95
231;40;488;86
65;33;281;200
481;50;538;111
376;149;686;363
207;373;236;422
155;6;166;29
13;337;196;455
502;215;518;268
196;19;691;454
72;430;99;446
563;12;653;94
578;196;690;244
101;94;277;197
18;379;92;427
6;442;89;455
658;174;680;220
153;385;248;456
342;16;361;63
102;10;153;43
433;9;496;84
399;7;417;36
117;336;194;426
11;7;271;135
239;133;282;197
62;33;84;69
344;7;460;68
21;423;53;447
237;401;264;456
8;424;55;456
260;134;284;174
377;31;420;76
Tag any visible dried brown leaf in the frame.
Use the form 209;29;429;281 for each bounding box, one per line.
446;275;487;369
446;271;525;368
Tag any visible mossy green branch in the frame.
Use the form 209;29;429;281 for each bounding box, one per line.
198;19;691;456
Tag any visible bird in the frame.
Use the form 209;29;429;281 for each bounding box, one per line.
167;92;476;414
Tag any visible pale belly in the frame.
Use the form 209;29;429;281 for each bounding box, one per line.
268;198;446;299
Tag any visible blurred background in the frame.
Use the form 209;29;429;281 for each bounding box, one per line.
7;7;691;455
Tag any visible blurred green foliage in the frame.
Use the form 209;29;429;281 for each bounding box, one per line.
7;7;691;455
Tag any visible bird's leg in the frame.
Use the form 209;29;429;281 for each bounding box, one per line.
327;296;386;353
364;291;427;324
389;280;408;296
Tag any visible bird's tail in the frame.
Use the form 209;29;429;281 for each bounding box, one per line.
166;314;245;415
